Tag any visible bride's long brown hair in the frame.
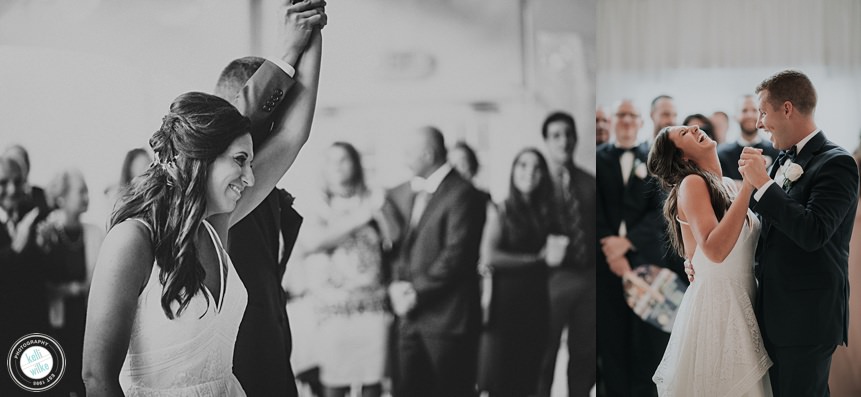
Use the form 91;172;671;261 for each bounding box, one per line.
647;127;732;258
111;92;250;319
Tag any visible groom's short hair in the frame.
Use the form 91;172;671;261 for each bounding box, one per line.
755;69;817;115
214;56;266;101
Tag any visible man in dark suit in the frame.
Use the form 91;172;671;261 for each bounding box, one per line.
535;111;597;397
737;70;859;396
596;99;667;397
717;94;780;181
214;3;326;395
383;126;486;397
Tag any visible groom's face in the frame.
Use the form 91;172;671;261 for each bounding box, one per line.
756;90;790;150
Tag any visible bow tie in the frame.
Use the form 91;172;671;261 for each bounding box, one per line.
611;145;636;157
776;145;798;166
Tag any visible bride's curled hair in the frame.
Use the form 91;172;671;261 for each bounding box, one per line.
110;92;251;319
647;126;732;258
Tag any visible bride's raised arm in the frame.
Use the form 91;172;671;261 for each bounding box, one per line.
227;29;322;229
677;174;753;263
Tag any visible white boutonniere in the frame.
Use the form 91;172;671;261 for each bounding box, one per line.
782;161;804;189
634;159;648;180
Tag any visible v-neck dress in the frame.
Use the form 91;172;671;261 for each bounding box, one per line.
119;219;248;396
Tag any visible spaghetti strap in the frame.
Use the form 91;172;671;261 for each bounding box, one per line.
676;216;690;226
201;220;227;312
130;218;154;238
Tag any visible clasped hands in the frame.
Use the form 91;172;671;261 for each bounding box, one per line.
388;281;416;317
737;147;770;190
601;235;632;277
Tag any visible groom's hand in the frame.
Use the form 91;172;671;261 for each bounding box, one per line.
739;147;770;189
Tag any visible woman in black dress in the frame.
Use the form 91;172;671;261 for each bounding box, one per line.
477;148;562;397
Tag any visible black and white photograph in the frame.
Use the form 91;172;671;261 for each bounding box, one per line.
1;1;595;396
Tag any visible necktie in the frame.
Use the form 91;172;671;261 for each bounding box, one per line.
557;167;586;262
410;190;430;228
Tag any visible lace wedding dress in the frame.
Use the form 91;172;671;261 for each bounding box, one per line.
119;219;248;396
653;178;772;397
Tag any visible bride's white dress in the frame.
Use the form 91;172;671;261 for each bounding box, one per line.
653;178;773;397
119;219;248;396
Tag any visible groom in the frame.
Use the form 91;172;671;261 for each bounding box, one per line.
738;70;859;396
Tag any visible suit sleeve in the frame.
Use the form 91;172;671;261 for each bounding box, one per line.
232;60;297;146
753;153;859;252
412;188;485;307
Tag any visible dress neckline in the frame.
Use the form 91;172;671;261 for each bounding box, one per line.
200;219;227;313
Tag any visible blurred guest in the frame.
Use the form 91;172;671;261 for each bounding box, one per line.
536;112;596;397
4;144;49;213
829;139;861;396
0;155;50;395
39;168;104;396
215;54;313;397
682;113;715;141
449;141;492;204
104;148;151;208
649;95;677;139
710;111;729;144
596;100;666;397
477;148;558;397
597;105;612;145
298;142;389;397
382;126;485;397
717;94;779;181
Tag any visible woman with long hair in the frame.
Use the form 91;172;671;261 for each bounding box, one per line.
296;141;389;397
81;27;322;397
647;125;772;396
476;148;561;397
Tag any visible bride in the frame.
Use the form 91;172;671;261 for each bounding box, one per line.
647;125;772;396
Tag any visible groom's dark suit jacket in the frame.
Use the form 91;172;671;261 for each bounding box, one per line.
752;131;859;347
225;60;303;397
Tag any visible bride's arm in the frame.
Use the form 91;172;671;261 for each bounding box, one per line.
677;174;753;263
228;30;322;229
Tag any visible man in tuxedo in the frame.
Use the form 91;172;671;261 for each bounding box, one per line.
214;3;326;395
596;99;668;396
384;126;485;397
734;70;860;396
718;94;779;181
650;95;677;139
535;112;596;397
